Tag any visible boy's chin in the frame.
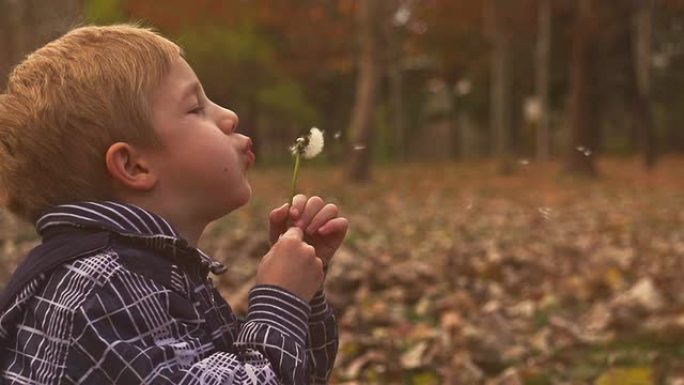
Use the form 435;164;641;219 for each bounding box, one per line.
240;185;253;205
237;193;252;208
224;188;252;213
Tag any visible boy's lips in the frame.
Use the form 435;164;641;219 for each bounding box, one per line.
245;149;256;168
244;138;255;168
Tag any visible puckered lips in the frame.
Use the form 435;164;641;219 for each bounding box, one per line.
244;139;256;168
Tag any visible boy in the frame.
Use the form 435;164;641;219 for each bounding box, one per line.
0;24;347;385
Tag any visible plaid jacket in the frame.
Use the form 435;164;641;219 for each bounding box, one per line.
0;202;338;385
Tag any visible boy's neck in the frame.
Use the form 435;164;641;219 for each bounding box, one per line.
123;197;207;247
167;218;205;247
157;209;207;247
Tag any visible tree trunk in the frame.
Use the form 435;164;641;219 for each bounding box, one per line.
566;0;598;176
486;0;513;174
0;0;82;90
0;0;27;90
388;34;404;161
384;0;406;161
347;0;380;183
0;1;10;90
27;0;82;47
631;0;656;169
535;0;551;162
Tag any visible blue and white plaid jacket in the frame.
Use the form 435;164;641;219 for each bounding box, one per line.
0;201;338;384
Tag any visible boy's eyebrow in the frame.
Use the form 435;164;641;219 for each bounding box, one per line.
180;81;202;102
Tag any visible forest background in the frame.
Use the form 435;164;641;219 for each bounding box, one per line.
2;1;684;384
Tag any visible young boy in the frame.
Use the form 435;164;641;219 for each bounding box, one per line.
0;24;347;385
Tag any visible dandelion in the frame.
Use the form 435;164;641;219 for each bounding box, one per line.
290;127;324;203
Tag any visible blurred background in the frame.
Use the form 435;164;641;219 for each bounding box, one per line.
2;0;684;384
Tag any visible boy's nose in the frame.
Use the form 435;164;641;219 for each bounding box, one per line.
217;108;239;134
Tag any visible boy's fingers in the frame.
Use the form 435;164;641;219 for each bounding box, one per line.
318;217;349;237
280;226;304;241
297;196;325;229
306;203;339;235
269;203;289;244
269;203;289;223
290;194;307;218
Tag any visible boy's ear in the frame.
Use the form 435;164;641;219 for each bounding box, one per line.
105;142;158;191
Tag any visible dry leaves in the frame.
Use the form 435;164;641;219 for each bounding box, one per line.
3;158;684;384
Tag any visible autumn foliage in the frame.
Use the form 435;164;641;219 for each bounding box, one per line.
2;158;671;384
214;158;684;384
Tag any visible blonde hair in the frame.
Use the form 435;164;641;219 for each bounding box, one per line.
0;24;182;222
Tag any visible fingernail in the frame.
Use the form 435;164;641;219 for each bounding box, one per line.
295;220;304;228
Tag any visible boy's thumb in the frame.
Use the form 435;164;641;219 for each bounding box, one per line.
280;227;303;241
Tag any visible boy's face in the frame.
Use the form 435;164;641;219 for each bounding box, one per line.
146;56;255;224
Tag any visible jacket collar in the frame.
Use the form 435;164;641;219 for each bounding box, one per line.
34;201;226;275
36;201;180;238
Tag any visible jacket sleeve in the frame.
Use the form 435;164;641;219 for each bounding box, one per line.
66;269;311;385
306;291;339;385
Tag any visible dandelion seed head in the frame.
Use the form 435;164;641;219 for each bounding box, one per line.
302;127;324;159
290;127;324;159
289;137;306;156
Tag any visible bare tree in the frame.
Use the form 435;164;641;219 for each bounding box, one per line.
0;0;27;90
0;0;81;90
535;0;551;162
567;0;598;176
387;0;408;161
485;0;513;173
347;0;381;183
630;0;656;168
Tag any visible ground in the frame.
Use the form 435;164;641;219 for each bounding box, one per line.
2;157;683;384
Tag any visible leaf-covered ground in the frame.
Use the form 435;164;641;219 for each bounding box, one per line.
2;157;684;384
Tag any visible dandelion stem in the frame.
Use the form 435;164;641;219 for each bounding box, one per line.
290;152;301;205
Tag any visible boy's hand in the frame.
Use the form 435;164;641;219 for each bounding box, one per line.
269;195;348;270
257;227;324;302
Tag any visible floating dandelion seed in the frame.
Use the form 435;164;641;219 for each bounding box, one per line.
353;144;367;151
538;207;552;221
575;145;592;156
290;127;325;203
519;159;530;166
334;131;342;140
466;202;473;211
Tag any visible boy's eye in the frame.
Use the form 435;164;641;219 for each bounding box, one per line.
189;106;205;115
